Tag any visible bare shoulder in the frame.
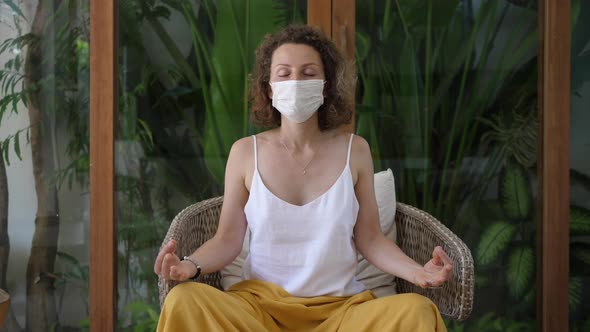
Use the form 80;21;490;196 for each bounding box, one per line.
349;134;374;184
229;136;254;156
350;134;372;164
351;134;371;154
226;136;254;182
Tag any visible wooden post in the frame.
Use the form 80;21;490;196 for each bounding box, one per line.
308;0;332;38
537;0;571;331
89;0;117;330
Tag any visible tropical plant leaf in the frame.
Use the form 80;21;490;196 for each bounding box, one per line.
506;246;534;298
569;276;583;310
13;129;21;160
202;0;282;182
2;0;25;19
1;139;10;165
476;222;516;265
500;162;531;221
570;206;590;234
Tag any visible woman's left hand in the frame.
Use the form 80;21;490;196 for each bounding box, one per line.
412;246;453;288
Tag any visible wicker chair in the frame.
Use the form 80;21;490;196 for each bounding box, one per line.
158;196;474;321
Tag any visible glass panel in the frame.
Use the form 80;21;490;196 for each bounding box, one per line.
0;0;90;330
570;1;590;330
116;0;306;328
355;0;538;329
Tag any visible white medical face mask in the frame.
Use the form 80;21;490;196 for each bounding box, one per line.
270;79;325;123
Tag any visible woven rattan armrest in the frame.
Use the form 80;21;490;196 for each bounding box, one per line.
393;203;474;321
158;196;224;306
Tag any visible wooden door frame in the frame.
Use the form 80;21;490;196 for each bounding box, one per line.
537;0;571;331
88;1;572;331
308;0;355;131
89;0;117;331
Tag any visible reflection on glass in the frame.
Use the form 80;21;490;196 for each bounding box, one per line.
117;0;306;328
570;1;590;329
0;0;90;330
355;0;537;329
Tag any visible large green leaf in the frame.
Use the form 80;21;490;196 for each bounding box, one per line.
571;206;590;235
202;0;283;183
500;162;531;221
476;222;516;265
506;246;534;299
396;0;460;38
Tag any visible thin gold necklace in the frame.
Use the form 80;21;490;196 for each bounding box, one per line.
279;135;320;175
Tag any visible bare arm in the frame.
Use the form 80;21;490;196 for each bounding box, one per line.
352;136;452;288
154;138;251;280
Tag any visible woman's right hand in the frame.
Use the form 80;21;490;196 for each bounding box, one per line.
153;240;197;281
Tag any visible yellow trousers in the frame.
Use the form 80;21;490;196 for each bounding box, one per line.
157;280;447;332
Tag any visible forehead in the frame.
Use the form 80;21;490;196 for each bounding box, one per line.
271;43;323;67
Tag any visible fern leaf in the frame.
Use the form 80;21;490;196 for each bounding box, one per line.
500;163;531;220
476;222;516;265
506;246;534;298
570;206;590;234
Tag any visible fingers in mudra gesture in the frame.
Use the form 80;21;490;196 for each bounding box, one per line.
413;246;453;288
153;240;196;281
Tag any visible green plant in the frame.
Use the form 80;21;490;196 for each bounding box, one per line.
54;252;89;316
446;312;534;332
354;0;538;226
469;132;590;323
119;301;160;332
1;0;91;330
113;1;308;327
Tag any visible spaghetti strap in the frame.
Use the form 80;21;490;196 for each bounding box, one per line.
346;133;354;166
252;135;258;171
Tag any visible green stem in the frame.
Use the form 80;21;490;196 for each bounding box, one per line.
202;0;216;31
394;0;410;37
423;0;433;211
446;5;536;221
182;4;225;157
434;3;488;218
144;12;199;89
183;5;232;117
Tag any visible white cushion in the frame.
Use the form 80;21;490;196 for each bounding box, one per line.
220;169;397;296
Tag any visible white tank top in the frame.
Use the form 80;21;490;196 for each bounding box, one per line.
242;133;366;297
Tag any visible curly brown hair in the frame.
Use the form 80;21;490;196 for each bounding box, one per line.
249;24;354;130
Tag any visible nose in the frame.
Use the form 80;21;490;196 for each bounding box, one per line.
292;72;305;80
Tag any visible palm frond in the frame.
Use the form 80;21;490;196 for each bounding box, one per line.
500;162;532;221
476;221;516;265
506;246;534;298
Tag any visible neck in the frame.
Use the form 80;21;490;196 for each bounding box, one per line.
278;115;322;148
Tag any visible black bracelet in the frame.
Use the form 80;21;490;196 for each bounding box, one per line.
182;256;202;280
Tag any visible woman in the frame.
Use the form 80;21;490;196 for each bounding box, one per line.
154;24;452;331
